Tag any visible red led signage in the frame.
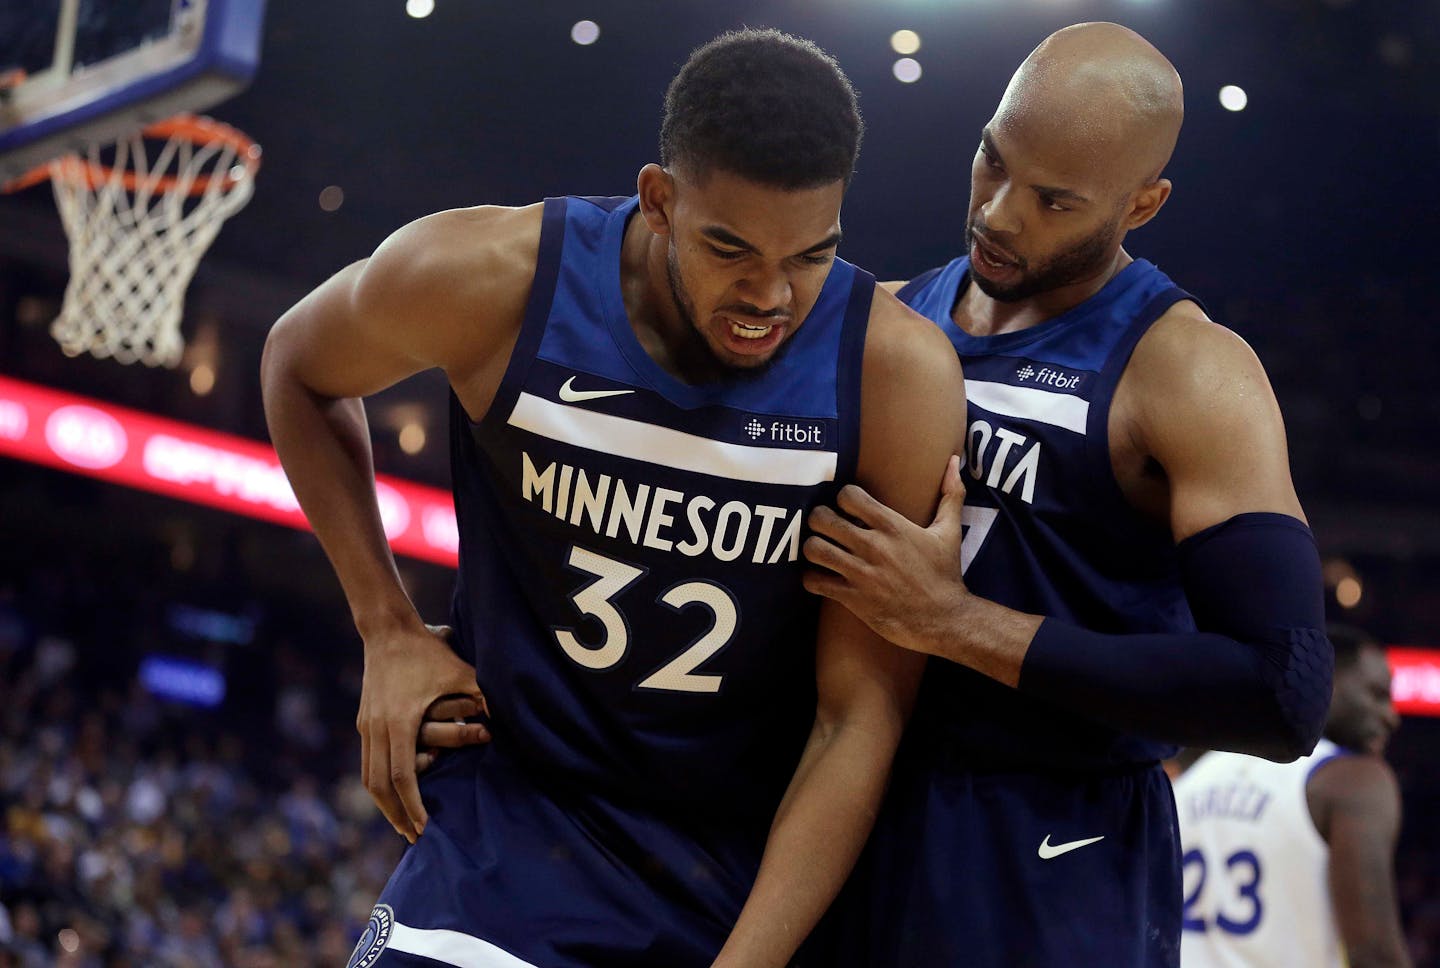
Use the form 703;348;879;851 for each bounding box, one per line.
0;375;458;567
1389;647;1440;718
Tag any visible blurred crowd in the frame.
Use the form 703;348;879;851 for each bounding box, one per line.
0;533;1437;966
0;570;404;967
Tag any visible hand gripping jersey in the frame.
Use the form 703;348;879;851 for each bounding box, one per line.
1173;742;1346;968
826;257;1201;968
350;196;872;968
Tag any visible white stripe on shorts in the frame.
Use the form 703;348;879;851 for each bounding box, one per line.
388;920;542;968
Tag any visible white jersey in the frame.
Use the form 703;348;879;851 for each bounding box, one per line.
1173;740;1347;968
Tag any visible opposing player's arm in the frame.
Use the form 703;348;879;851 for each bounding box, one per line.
713;290;964;968
260;204;541;841
1018;310;1330;760
1310;756;1413;968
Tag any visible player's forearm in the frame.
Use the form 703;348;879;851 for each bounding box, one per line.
711;716;899;968
261;355;419;636
1018;619;1326;760
919;592;1042;689
940;512;1330;761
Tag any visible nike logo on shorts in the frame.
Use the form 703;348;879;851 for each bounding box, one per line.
1037;834;1105;860
558;376;636;403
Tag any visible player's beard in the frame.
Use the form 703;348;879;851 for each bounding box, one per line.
966;209;1123;304
665;244;792;380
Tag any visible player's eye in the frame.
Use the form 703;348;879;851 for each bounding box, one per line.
1040;196;1070;213
799;253;833;267
978;143;1001;169
708;245;746;260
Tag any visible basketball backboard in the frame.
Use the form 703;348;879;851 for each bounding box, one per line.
0;0;265;186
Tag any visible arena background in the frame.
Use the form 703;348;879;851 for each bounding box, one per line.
1;1;1437;964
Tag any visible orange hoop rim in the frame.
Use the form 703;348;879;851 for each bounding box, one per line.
1;113;261;195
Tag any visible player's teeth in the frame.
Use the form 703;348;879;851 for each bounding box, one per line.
730;321;772;340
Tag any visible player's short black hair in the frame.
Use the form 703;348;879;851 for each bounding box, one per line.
660;28;863;190
1328;622;1379;672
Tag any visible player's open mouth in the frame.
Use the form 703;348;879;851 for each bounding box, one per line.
971;235;1019;275
729;319;773;340
718;315;785;356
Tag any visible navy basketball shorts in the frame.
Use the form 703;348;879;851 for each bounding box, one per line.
823;756;1182;967
345;745;765;968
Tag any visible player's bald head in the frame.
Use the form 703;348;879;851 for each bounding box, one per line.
994;23;1183;189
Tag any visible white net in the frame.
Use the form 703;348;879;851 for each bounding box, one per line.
47;116;260;367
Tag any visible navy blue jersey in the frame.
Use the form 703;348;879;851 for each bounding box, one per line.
352;196;872;968
816;257;1195;968
899;255;1200;771
452;196;869;817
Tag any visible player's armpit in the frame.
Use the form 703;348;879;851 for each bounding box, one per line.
1311;756;1413;968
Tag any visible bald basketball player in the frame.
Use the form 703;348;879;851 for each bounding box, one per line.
802;23;1331;966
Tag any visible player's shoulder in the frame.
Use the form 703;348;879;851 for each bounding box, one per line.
1307;752;1402;837
365;203;544;299
1308;752;1401;801
862;283;961;389
352;203;543;329
1130;298;1270;398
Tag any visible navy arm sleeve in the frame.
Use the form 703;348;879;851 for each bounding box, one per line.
1017;512;1333;762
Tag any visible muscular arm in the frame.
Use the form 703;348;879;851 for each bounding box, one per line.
805;306;1329;761
713;291;964;968
260;205;539;837
1015;312;1328;760
1309;756;1413;968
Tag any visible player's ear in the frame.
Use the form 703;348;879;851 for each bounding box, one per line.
637;163;677;237
1126;178;1172;230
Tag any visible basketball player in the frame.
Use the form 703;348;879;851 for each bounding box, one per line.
261;30;962;968
1175;625;1410;968
800;23;1332;966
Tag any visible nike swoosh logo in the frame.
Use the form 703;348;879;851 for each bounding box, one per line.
558;376;636;403
1037;834;1105;860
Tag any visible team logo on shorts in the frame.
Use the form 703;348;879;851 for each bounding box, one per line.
347;904;395;968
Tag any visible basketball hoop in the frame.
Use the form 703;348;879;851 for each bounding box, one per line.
5;115;261;367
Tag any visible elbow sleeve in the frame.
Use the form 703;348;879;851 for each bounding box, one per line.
1176;512;1332;758
1020;513;1333;760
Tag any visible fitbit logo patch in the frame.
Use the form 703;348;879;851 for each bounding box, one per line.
744;417;825;446
1016;363;1085;392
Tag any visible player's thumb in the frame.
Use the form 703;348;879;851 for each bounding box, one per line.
932;455;967;539
428;624;486;698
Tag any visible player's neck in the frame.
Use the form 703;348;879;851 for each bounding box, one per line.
956;248;1134;337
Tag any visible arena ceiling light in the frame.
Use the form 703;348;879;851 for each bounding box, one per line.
572;20;601;46
891;30;921;56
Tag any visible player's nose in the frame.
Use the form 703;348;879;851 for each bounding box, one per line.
738;264;792;313
981;182;1022;235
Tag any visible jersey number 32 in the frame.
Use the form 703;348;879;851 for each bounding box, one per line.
552;545;738;694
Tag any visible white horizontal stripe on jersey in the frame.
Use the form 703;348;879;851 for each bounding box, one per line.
388;921;542;968
966;380;1090;435
507;392;838;486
